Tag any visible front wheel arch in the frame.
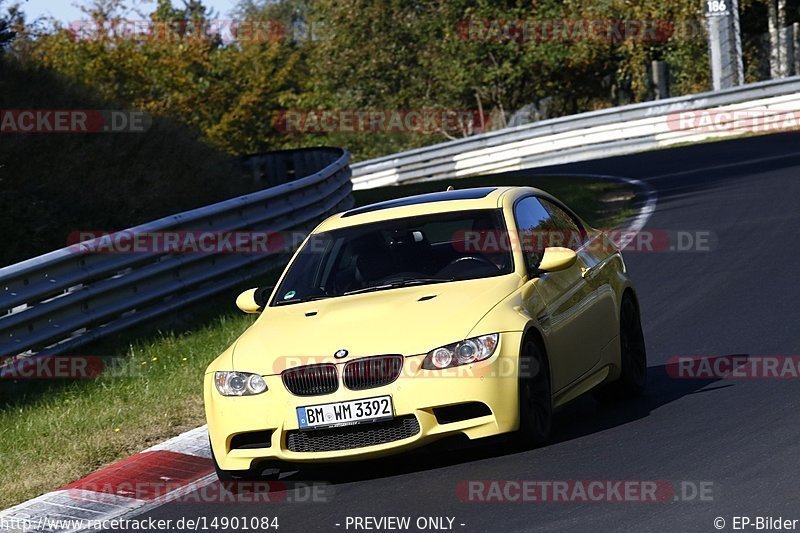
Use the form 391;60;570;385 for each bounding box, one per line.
520;324;550;381
516;326;553;446
596;289;647;401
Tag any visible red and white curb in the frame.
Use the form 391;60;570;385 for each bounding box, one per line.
0;426;216;533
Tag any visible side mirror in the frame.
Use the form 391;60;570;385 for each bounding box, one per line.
236;287;271;314
538;247;577;273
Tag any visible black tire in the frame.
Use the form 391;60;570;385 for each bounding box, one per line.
516;337;553;447
595;293;647;401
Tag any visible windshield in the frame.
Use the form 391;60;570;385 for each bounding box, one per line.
272;209;513;306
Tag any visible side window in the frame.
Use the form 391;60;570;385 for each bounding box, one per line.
538;198;585;251
513;197;552;272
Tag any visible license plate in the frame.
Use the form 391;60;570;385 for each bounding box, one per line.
297;395;393;430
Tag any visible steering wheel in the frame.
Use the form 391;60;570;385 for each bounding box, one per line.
446;256;497;270
375;272;429;284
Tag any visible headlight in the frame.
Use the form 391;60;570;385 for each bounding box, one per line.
214;371;268;396
422;334;499;370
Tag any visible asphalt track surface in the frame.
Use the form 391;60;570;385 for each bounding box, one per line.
109;132;800;532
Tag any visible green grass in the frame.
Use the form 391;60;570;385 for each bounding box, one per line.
0;313;255;508
0;175;635;508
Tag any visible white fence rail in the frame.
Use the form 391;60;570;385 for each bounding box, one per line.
351;76;800;189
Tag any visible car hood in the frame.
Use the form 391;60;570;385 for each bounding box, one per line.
232;275;522;375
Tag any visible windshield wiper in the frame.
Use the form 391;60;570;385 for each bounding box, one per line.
342;277;455;296
274;294;331;306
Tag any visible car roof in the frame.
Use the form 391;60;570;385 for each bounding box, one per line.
315;185;554;232
341;187;498;218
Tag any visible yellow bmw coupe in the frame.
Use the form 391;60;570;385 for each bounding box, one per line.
204;186;646;480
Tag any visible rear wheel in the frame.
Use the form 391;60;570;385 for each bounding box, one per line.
517;338;552;447
596;294;647;400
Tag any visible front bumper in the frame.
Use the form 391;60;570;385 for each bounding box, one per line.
205;332;522;470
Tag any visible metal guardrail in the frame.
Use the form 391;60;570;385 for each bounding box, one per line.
0;147;352;362
351;76;800;189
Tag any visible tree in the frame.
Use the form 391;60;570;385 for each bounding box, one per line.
27;0;306;155
13;0;732;161
234;0;314;42
0;0;21;50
